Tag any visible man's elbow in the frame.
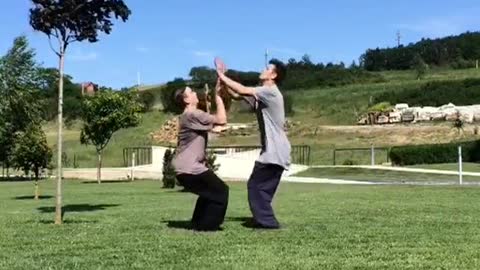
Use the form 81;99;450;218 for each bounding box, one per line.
215;116;227;125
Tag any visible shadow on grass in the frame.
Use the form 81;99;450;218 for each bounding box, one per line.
37;204;120;214
164;220;224;232
14;195;53;200
164;220;194;230
0;177;46;183
81;180;132;184
226;216;252;222
37;219;99;225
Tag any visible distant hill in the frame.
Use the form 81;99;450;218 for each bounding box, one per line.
361;31;480;71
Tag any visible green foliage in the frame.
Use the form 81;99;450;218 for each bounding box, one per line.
412;53;428;80
189;66;216;85
12;124;52;179
362;31;480;71
389;141;480;166
38;68;83;121
368;102;392;112
139;91;155;112
30;0;131;47
206;151;220;172
283;94;294;116
0;36;44;171
160;78;187;114
451;58;476;70
342;159;358;166
374;78;480;107
162;149;176;189
283;56;385;90
80;90;142;153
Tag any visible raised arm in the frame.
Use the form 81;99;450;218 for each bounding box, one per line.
217;71;256;96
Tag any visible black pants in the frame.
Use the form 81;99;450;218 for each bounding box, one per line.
176;170;229;231
247;162;284;228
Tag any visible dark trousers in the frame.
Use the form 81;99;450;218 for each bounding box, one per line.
176;170;229;231
247;162;284;228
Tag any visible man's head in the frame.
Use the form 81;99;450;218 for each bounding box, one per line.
259;59;287;85
174;86;198;110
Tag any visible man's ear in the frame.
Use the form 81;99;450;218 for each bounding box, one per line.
271;71;278;81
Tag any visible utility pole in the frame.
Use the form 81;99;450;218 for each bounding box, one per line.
396;31;402;47
265;49;269;67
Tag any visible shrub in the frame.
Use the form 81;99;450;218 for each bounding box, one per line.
162;149;176;188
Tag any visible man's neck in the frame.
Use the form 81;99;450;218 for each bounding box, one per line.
261;79;276;88
184;104;197;112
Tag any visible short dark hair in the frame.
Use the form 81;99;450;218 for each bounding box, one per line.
269;59;287;85
174;87;187;110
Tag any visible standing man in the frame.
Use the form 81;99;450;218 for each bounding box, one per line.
217;59;290;229
172;82;229;231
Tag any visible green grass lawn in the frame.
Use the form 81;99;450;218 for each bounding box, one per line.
296;167;480;183
410;162;480;172
2;180;480;269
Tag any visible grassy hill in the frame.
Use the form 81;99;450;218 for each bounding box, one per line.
44;68;480;168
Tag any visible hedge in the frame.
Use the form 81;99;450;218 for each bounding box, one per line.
389;140;480;166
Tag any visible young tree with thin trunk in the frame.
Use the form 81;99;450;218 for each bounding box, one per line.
29;0;131;225
80;90;142;184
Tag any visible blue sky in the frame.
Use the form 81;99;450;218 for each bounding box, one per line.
1;0;479;88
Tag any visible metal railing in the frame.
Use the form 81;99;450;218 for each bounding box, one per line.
333;146;390;165
123;147;152;167
123;145;311;166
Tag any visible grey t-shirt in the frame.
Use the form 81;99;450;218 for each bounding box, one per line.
245;85;291;169
172;110;214;175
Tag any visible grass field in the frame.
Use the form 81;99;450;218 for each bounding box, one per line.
2;180;480;269
410;163;480;172
295;167;480;183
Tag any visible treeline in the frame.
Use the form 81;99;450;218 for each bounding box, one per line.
361;31;480;71
374;78;480;107
283;55;384;90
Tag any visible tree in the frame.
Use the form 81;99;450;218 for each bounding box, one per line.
160;78;187;114
0;36;43;178
12;125;52;200
80;90;142;184
30;0;131;225
139;91;155;112
412;53;428;80
189;66;216;85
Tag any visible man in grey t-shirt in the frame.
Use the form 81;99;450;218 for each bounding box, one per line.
217;59;290;229
172;84;229;231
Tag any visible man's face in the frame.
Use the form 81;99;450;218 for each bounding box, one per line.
259;64;277;81
183;87;198;106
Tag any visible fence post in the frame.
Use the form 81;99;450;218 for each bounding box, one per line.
458;145;463;185
333;148;336;165
371;144;375;166
131;152;136;181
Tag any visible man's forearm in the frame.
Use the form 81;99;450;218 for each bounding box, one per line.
214;96;227;124
218;73;255;96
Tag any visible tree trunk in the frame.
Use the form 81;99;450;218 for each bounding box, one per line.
55;50;65;225
34;169;39;200
34;179;39;200
97;151;102;184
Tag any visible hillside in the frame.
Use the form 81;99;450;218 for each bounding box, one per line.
44;68;480;168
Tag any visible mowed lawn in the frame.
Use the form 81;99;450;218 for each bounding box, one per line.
2;180;480;269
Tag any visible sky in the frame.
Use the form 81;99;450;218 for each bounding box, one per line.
1;0;479;88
